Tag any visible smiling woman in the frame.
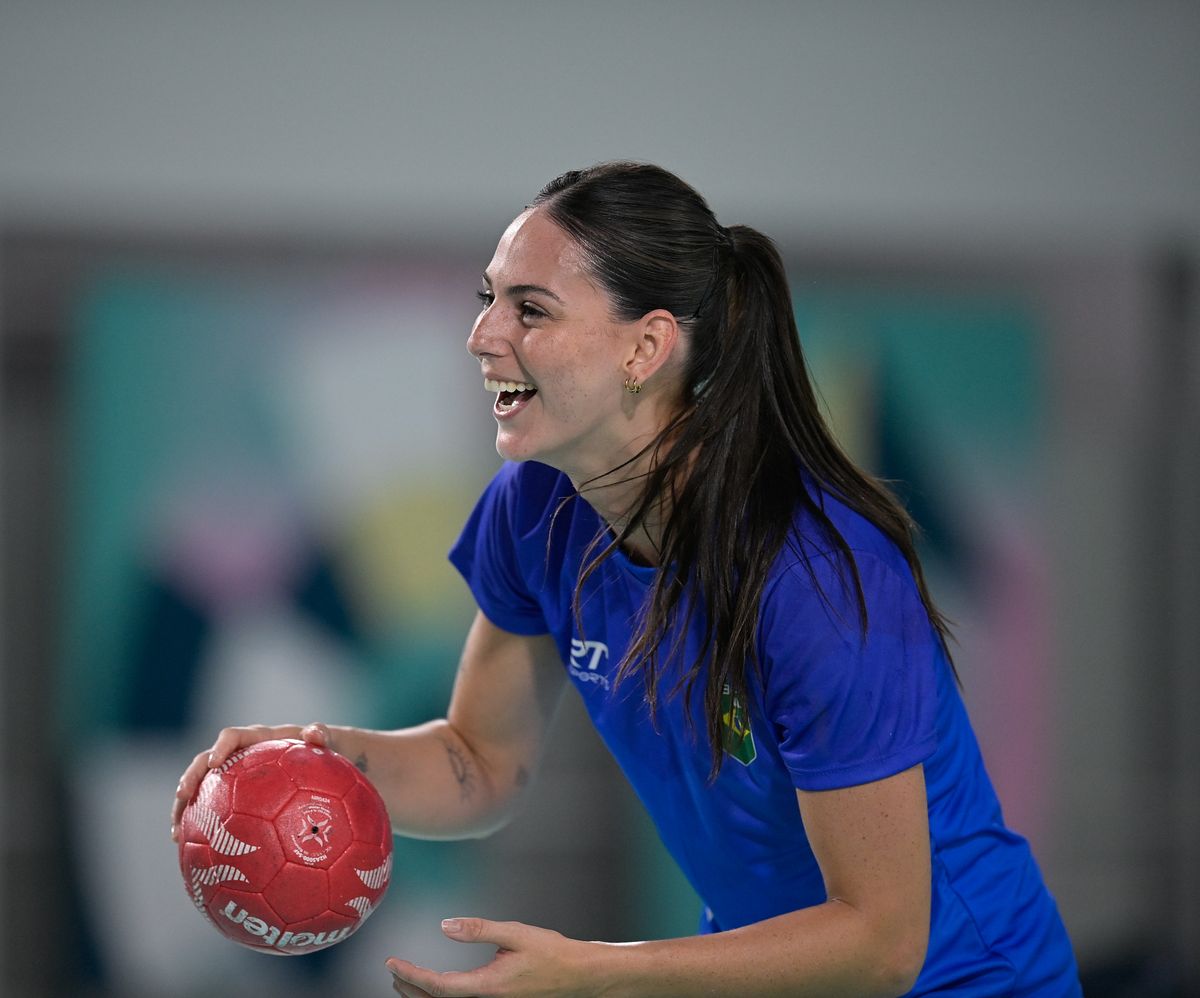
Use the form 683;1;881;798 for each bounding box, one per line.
467;206;684;482
173;162;1082;998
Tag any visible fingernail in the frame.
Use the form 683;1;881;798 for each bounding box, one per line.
442;918;462;932
207;752;216;766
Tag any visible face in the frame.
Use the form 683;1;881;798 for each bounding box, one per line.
467;208;661;479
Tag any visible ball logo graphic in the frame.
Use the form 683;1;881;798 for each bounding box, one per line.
177;739;393;955
291;799;335;862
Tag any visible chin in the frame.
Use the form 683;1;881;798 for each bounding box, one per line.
494;430;540;465
495;433;568;472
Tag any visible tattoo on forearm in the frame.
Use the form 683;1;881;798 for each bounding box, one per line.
354;753;369;774
441;739;475;801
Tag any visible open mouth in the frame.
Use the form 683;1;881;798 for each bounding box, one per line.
486;378;538;413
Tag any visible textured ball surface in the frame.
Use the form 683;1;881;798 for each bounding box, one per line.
178;739;392;955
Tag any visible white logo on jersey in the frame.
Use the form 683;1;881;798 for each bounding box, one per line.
569;638;610;689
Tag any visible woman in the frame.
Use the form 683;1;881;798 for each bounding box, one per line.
172;162;1081;996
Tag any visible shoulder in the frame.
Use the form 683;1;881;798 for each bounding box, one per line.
482;460;582;541
753;486;942;786
451;462;574;635
488;459;565;496
768;481;914;601
756;481;939;669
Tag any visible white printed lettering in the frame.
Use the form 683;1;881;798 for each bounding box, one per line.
569;638;611;690
217;904;352;951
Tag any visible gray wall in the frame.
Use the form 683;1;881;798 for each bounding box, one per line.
2;1;1197;246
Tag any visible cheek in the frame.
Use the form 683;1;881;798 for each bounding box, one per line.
552;368;616;420
530;329;623;419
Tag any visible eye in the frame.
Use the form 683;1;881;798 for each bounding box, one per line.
475;289;494;308
519;302;547;321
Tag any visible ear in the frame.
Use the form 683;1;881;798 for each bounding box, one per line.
623;309;681;386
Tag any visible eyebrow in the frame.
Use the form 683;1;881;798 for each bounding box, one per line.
482;273;565;306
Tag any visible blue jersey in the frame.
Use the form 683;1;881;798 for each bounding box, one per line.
450;461;1080;997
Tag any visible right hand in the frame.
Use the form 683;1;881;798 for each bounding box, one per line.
170;722;333;842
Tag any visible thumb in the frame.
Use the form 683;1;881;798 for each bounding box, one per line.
299;723;329;747
441;916;528;949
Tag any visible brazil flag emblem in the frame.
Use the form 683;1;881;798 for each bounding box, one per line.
720;683;757;765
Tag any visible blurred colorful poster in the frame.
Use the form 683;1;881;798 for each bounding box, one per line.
59;261;497;993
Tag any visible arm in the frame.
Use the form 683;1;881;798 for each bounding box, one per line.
172;611;567;841
330;610;568;839
386;764;931;998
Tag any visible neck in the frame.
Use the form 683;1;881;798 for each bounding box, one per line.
562;433;668;568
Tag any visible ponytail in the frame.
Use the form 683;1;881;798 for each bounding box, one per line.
535;163;954;777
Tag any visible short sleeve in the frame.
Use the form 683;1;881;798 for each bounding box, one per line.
759;550;938;791
449;463;550;636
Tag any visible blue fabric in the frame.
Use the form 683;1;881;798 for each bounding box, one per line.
450;461;1080;997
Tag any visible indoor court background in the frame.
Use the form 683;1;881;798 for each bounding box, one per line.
2;3;1198;996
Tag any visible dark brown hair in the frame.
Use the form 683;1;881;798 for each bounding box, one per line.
531;162;953;775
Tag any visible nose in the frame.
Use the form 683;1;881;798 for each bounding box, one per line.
467;304;501;361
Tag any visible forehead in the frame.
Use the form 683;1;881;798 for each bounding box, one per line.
486;208;594;292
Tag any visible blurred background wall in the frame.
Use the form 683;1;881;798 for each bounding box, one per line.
1;2;1197;996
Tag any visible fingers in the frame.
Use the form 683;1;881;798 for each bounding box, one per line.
384;919;540;997
207;723;287;769
386;958;480;998
170;723;315;842
299;722;330;747
170;748;212;838
389;966;435;998
442;916;527;950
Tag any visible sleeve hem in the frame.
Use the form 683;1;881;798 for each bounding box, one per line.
473;600;550;637
788;737;936;792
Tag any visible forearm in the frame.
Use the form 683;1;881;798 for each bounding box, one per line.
590;900;924;998
313;620;561;841
322;719;524;840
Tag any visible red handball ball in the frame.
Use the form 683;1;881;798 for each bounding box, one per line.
177;738;392;955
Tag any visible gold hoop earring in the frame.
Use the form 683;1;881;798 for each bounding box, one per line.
623;378;642;395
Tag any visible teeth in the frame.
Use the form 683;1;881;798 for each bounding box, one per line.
485;379;535;393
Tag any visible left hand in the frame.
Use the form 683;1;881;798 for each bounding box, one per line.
386;917;600;998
